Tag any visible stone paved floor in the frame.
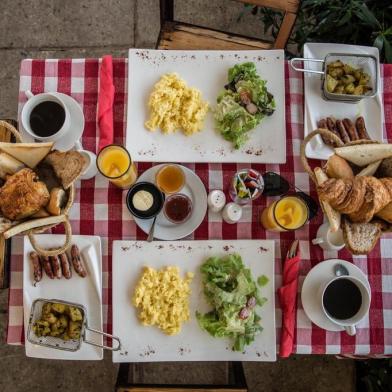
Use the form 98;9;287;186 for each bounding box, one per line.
0;1;355;391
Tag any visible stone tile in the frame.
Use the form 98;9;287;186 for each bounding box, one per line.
245;355;355;392
0;48;128;120
135;0;160;48
134;362;228;385
0;0;136;48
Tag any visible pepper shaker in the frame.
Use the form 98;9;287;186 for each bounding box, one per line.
207;190;226;212
222;202;242;224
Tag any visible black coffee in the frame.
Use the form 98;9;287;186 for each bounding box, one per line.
29;101;65;137
323;278;362;320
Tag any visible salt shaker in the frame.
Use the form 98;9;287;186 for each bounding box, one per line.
207;190;226;212
222;202;242;224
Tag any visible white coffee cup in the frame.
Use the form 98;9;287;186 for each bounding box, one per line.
74;140;98;180
312;222;345;251
320;276;371;336
21;90;70;142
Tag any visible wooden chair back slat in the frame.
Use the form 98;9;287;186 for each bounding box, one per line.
158;0;300;50
237;0;300;13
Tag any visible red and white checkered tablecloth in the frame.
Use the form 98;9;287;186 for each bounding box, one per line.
6;58;392;357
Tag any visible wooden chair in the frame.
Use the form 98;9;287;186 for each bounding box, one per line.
157;0;300;50
115;361;248;392
0;119;17;289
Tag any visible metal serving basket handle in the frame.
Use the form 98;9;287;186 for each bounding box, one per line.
83;325;121;351
290;58;325;75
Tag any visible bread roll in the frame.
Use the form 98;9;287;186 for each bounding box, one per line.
46;187;67;216
324;154;354;180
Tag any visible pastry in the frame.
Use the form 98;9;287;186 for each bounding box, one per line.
0;168;50;220
318;176;391;223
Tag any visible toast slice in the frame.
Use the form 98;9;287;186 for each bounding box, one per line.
342;217;382;255
0;142;53;168
335;144;392;167
44;150;86;189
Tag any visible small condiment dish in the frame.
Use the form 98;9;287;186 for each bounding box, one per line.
126;182;165;220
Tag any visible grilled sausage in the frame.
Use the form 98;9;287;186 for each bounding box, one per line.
49;255;62;279
317;118;341;147
71;245;87;278
326;117;343;142
343;118;359;141
355;116;370;140
41;256;54;279
30;252;42;283
336;120;350;144
59;253;72;279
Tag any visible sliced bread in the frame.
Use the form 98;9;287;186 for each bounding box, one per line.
44;150;86;189
342;217;382;255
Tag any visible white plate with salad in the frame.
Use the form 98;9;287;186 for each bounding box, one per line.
127;49;286;163
112;240;276;362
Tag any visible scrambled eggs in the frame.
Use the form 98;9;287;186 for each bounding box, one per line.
145;73;209;136
132;266;194;335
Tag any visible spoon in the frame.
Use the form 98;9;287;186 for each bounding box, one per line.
334;263;349;277
147;216;157;242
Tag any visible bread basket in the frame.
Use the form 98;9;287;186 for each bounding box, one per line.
0;120;74;257
300;128;379;184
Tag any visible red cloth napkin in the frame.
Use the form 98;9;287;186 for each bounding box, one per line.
98;55;115;151
277;249;301;358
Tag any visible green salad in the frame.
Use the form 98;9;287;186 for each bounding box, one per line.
214;62;275;149
196;253;268;352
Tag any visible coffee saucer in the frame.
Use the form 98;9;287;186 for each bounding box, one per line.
20;92;85;151
301;259;370;332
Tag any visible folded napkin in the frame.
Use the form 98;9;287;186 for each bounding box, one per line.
277;248;301;358
98;55;115;151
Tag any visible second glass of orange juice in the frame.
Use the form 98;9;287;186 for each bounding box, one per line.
97;145;137;189
261;195;309;232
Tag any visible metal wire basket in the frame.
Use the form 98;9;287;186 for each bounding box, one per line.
290;52;379;103
27;298;121;352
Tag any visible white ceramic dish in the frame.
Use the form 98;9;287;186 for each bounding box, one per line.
127;49;286;163
303;43;383;160
23;235;103;360
20;92;85;151
301;259;370;332
112;240;276;362
133;164;207;240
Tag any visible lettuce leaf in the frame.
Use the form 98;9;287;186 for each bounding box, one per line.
214;62;275;149
196;253;267;352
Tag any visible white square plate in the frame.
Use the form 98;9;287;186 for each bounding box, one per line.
23;235;103;360
303;43;383;160
127;49;286;163
112;240;276;362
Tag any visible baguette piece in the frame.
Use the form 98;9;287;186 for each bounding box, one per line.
46;187;67;216
314;167;341;232
357;160;382;177
0;152;25;179
335;144;392;167
342;217;382;255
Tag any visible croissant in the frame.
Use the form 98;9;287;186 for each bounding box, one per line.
317;176;392;223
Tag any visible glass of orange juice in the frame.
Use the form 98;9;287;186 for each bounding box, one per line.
261;195;309;232
96;145;138;189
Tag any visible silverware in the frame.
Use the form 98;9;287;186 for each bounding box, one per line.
286;239;299;260
334;263;349;277
147;216;157;242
